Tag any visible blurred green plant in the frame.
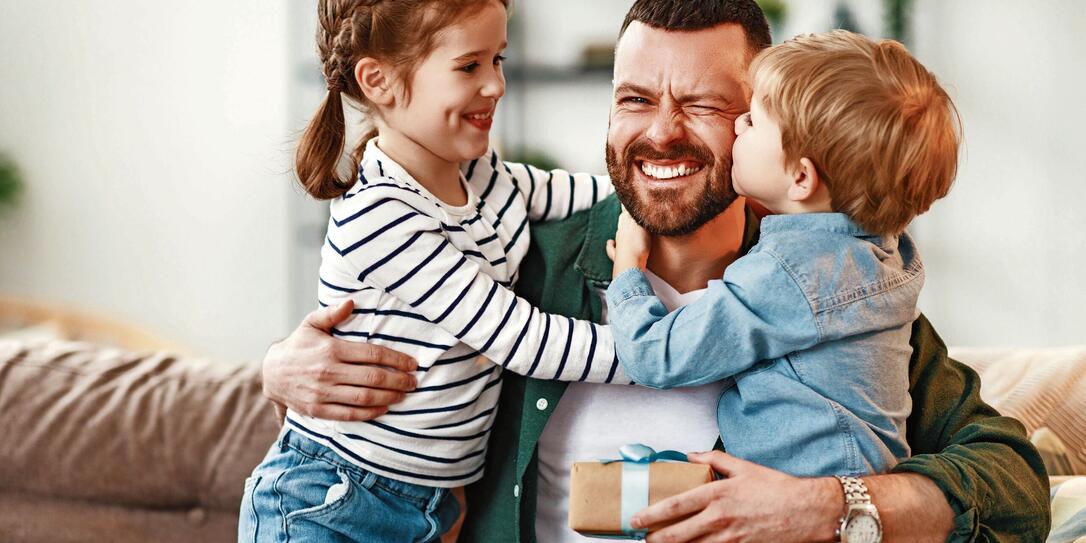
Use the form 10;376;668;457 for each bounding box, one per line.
0;154;22;213
883;0;914;44
756;0;788;34
503;148;560;172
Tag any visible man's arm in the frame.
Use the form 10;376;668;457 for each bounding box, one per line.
261;300;419;421
628;315;1050;542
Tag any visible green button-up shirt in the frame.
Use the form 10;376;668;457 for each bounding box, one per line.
461;194;1050;542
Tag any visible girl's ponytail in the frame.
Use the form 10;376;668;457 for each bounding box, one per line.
296;86;352;200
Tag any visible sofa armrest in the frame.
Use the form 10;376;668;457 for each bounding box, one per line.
0;339;280;511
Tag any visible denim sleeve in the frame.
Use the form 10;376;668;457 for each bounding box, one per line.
604;250;820;389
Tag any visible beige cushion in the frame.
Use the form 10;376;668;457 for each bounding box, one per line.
0;339;280;510
950;346;1086;475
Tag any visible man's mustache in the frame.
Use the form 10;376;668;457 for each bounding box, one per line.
621;138;715;167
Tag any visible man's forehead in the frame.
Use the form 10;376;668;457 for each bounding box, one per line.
614;21;751;99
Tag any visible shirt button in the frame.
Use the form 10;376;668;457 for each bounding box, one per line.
536;398;548;411
514;484;520;498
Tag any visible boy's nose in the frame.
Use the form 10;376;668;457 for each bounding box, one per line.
734;114;749;136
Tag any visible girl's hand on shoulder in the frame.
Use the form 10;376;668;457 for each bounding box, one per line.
607;207;651;279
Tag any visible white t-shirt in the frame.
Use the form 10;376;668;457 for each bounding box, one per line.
535;270;727;542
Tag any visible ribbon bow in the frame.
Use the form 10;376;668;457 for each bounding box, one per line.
594;444;689;540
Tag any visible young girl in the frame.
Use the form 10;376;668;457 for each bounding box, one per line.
239;1;625;541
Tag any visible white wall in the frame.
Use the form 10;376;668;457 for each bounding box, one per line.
0;0;296;360
908;0;1086;347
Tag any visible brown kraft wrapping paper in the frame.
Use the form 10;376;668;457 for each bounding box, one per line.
568;461;715;536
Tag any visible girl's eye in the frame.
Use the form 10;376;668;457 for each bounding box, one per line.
459;62;479;73
740;112;753;126
493;54;506;65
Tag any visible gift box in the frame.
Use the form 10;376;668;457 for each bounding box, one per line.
569;444;715;539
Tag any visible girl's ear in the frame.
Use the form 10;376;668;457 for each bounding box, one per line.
787;157;822;202
355;58;394;107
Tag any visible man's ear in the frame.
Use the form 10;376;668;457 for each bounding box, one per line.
355;58;394;107
787;157;821;202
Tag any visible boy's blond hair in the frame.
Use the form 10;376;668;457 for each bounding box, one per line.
750;30;961;235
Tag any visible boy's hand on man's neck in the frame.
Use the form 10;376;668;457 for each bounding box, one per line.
645;197;748;294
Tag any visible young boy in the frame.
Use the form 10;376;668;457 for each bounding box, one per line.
606;30;960;477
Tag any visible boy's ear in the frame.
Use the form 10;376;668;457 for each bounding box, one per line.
355;58;394;107
787;157;822;202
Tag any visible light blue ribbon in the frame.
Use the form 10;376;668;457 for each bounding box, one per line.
593;444;689;540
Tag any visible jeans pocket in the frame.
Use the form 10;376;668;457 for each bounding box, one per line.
237;475;262;542
283;467;355;526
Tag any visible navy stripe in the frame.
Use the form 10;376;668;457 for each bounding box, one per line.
364;420;491;442
578;324;598;382
431;350;481;365
338;431;485;464
480;296;518;353
319;277;368;293
456;282;499;339
503;216;529;253
386;239;447;293
333;197;395;226
502;306;535;371
386;376;502;415
479;169;499;202
524;164;537;212
476;232;499;245
606;351;620;383
492;190;520;227
414;367;495;392
410;256;466;307
541;172;554;220
553;317;575;379
424;407;495;430
433;281;473;324
462;249;485;258
465;158;479;181
490;256;507;266
327;211;417;257
286;420;483;482
358;228;438;282
317;302;431;322
333;195;465;232
567;174;576;219
376;159;385;177
331;328;452;350
525;315;551;377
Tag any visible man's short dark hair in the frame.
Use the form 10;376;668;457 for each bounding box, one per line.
619;0;772;55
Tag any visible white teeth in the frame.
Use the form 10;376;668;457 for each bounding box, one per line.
640;162;702;180
467;112;492;120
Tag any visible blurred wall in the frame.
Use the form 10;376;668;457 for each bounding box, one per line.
909;0;1086;347
0;0;295;360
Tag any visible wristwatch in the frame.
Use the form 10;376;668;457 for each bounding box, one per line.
835;475;882;543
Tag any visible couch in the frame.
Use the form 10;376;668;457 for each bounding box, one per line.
0;339;1083;542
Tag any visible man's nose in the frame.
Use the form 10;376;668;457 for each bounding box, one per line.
645;108;685;148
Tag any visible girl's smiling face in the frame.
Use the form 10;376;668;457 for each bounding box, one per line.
379;0;508;165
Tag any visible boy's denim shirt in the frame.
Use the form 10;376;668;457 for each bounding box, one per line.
606;212;922;477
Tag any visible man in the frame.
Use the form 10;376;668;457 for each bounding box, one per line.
262;1;1050;541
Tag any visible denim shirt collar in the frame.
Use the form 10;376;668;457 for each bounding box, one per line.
575;194;762;285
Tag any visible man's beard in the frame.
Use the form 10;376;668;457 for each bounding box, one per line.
605;137;738;237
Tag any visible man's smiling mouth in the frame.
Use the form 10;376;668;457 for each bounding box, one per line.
638;160;704;180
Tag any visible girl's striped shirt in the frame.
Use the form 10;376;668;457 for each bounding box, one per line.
288;140;626;487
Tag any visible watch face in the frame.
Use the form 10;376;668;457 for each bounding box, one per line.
845;514;881;543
